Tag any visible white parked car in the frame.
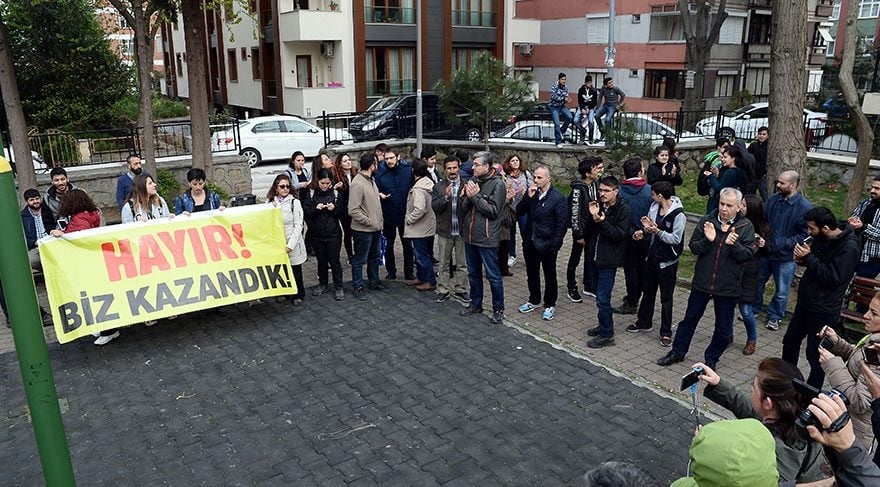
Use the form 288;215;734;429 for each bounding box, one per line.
3;147;46;173
695;102;827;140
212;115;352;167
488;113;700;145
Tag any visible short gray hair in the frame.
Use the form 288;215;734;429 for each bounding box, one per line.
472;151;495;167
719;187;743;204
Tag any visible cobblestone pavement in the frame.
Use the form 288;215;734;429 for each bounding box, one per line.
0;220;811;484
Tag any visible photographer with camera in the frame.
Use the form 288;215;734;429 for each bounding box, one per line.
817;290;880;449
803;393;880;485
693;359;827;484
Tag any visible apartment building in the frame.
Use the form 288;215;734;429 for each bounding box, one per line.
825;0;880;89
161;0;532;118
95;5;166;86
510;1;832;112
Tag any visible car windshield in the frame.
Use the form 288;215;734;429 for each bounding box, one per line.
494;124;519;137
724;104;758;117
366;97;398;112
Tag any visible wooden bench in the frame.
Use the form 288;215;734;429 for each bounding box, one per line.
841;276;880;323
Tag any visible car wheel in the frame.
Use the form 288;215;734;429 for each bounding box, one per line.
241;148;262;168
326;140;343;147
717;127;736;140
465;127;482;141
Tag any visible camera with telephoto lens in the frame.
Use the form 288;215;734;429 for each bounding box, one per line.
792;378;850;429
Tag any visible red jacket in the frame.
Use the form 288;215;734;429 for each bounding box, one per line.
66;211;101;233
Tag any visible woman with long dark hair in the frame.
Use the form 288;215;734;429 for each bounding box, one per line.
646;144;683;186
121;173;170;222
302;168;345;300
501;153;532;268
739;194;770;355
696;358;827;484
334;153;355;261
705;144;755;212
267;174;306;305
50;189;101;235
286;151;310;192
404;158;437;290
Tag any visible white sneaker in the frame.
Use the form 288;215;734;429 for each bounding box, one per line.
94;331;120;346
508;256;517;267
144;320;158;327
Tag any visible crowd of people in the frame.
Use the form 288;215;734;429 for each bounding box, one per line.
12;131;880;484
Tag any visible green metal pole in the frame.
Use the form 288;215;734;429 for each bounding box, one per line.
0;156;75;485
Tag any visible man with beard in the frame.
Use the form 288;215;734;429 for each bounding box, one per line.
44;167;74;219
848;176;880;280
116;155;143;208
21;188;56;272
657;188;756;369
376;148;415;282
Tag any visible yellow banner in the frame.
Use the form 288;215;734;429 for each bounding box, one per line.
40;206;295;343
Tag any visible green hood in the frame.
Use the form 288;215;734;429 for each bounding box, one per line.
671;419;779;487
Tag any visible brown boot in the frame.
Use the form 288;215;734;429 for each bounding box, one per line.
742;340;756;356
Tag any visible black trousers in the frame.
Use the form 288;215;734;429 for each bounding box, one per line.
313;236;344;289
782;305;839;389
289;264;305;300
566;234;594;292
635;257;678;335
383;223;414;279
499;240;511;275
623;240;649;305
523;243;559;307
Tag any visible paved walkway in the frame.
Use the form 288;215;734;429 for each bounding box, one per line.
0;221;813;484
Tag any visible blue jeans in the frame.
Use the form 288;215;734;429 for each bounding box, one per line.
464;243;504;312
351;230;381;289
573;108;595;140
672;290;738;364
740;302;758;342
549;105;573;145
593;266;617;338
756;259;797;322
509;213;528;258
595;104;617;129
411;237;436;285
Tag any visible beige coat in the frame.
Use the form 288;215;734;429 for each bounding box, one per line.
269;197;307;266
348;172;383;232
404;176;436;238
822;331;880;448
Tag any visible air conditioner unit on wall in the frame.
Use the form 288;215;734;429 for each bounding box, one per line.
517;43;534;56
321;41;335;58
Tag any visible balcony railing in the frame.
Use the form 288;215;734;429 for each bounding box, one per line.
364;6;416;23
451;10;495;27
365;78;415;97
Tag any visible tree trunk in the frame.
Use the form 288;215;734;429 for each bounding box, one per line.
683;44;707;128
841;0;875;214
0;15;35;200
678;0;727;129
181;0;213;179
134;3;158;177
767;0;808;189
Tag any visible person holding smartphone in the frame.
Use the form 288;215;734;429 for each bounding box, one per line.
817;290;880;449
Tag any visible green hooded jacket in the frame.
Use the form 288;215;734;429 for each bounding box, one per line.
671;418;779;487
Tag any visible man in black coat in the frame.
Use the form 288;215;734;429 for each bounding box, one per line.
515;166;569;321
657;187;756;369
585;176;632;348
785;206;861;388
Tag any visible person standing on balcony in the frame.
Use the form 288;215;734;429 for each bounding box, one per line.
115;154;143;209
595;77;626;142
548;72;573;148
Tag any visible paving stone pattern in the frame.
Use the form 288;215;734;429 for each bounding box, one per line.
0;216;814;484
2;282;700;485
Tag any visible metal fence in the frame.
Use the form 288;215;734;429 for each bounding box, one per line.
17;119;240;168
806;116;880;157
319;108;499;145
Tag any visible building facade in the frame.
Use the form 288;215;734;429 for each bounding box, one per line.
161;0;533;118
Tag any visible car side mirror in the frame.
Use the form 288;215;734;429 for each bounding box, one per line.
309;128;319;133
742;114;751;120
659;129;669;137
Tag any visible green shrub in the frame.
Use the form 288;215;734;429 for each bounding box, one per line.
725;90;755;111
206;180;230;201
156;167;182;205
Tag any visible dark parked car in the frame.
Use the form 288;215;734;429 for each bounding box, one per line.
348;93;486;142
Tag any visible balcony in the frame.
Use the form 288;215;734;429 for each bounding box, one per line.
815;0;834;17
744;43;771;61
808;45;827;65
749;0;771;7
278;8;346;41
364;6;416;24
284;86;353;117
451;10;495;27
366;79;415;97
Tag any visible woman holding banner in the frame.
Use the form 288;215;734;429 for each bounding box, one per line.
120;173;170;330
49;189;117;344
268;174;306;305
121;173;170;223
